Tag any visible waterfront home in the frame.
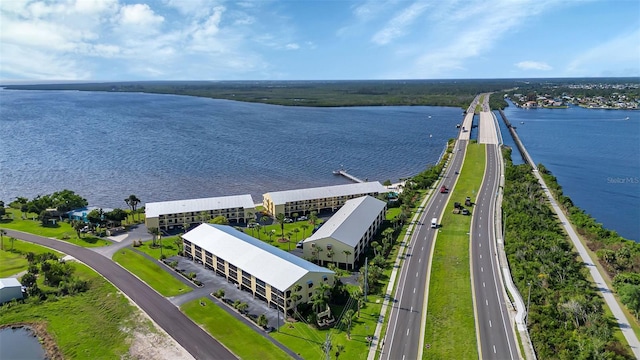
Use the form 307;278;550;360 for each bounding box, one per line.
182;224;335;313
145;194;255;231
302;196;386;269
262;182;387;217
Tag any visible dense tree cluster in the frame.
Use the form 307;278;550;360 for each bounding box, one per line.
20;252;89;301
538;164;640;321
502;148;633;359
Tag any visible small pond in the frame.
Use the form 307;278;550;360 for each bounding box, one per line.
0;327;46;360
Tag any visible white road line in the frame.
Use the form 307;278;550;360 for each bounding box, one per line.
414;288;416;294
407;329;410;336
479;243;481;247
493;345;497;353
419;257;421;263
416;272;418;277
486;299;489;306
481;267;484;272
411;307;413;312
483;282;485;287
479;254;482;259
489;320;492;327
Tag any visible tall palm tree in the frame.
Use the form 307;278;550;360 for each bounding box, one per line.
343;250;352;270
254;224;262;240
148;227;159;247
300;224;309;238
309;211;318;226
293;228;300;241
286;231;293;250
0;229;6;250
275;213;286;240
124;194;141;221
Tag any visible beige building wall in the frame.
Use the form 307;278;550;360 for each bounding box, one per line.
182;238;334;312
146;206;255;230
263;191;383;217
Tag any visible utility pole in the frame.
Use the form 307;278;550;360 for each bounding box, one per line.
364;257;368;302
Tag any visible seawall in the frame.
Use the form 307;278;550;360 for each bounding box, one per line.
497;110;537;169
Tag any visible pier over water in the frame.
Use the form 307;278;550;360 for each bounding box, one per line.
333;169;364;183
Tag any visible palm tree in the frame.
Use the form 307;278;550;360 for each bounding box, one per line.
148;227;159;247
254;224;262;240
199;211;210;223
9;237;15;251
124;195;141;221
292;212;299;221
71;220;84;238
371;241;380;257
286;231;293;251
313;247;324;265
268;229;276;242
300;224;310;238
309;211;318;226
342;250;352;270
293;228;300;241
260;215;269;225
275;213;286;241
341;309;355;339
257;314;268;328
0;229;5;250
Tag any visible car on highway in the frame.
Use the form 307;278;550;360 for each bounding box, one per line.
431;218;438;228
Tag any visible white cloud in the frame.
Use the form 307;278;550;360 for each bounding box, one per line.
516;61;552;71
285;43;299;50
371;1;429;45
117;4;164;27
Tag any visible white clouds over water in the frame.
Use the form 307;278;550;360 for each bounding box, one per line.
0;0;638;81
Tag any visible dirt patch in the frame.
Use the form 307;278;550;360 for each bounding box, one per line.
277;238;289;243
0;322;63;360
123;311;194;360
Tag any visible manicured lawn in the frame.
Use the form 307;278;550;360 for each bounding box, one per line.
423;143;484;359
0;209;110;247
134;236;181;260
181;298;292;360
112;248;192;297
271;294;384;360
0;262;137;359
245;220;322;252
0;239;62;277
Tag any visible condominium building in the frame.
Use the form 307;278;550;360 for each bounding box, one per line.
303;196;386;269
145;194;255;230
262;182;387;216
182;224;335;313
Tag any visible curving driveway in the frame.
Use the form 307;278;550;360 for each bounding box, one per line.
5;229;237;360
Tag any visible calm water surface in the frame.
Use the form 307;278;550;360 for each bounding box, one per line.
0;89;459;206
500;103;640;241
0;327;46;360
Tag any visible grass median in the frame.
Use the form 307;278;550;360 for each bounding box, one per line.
112;248;192;297
423;143;485;359
182;297;292;360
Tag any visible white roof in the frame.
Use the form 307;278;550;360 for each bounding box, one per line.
145;194;255;218
182;224;333;291
265;182;387;205
0;278;21;289
304;196;386;247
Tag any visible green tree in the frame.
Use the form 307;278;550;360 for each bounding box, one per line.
9;237;15;251
71;220;84;238
293;227;300;241
209;216;229;225
0;229;5;250
292;212;299;221
105;208;128;223
124;194;141;220
199;211;210;224
260;215;269;225
276;213;286;240
341;309;355;339
301;224;310;238
342;250;352;270
286;231;293;250
309;211;318;226
237;302;249;314
619;284;640;319
86;208;104;227
254;223;262;240
147;227;159;247
257;314;269;328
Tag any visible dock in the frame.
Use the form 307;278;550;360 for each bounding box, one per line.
333;169;364;183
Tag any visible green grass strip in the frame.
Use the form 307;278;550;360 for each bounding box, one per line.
182;297;292;360
423;143;485;359
112;248;191;297
0;239;63;277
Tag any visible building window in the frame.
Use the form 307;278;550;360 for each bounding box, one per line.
307;281;313;288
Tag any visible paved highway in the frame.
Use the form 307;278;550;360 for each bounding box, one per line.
382;139;468;360
5;229;237;360
471;143;519;359
382;95;482;360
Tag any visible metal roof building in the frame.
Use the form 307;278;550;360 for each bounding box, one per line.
303;196;387;269
263;181;387;216
0;278;23;304
145;194;256;230
182;224;334;312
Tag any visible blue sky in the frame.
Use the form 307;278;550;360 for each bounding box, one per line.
1;0;639;81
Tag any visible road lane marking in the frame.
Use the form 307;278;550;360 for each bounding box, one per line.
493;345;496;353
481;267;484;272
416;272;419;277
419;258;421;263
489;320;492;327
486;299;489;306
407;329;410;336
414;288;416;294
479;254;482;259
411;307;413;312
483;282;485;287
479;243;481;247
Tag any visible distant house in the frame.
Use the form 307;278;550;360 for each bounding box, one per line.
0;278;23;304
67;207;113;223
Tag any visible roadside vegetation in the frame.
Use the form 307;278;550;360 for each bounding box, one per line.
423;143;484;359
0;244;138;359
502;148;634;359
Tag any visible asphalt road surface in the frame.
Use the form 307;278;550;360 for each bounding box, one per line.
382;138;468;360
5;229;237;360
471;144;519;359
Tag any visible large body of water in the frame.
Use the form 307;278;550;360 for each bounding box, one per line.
1;90;638;241
0;89;460;206
498;102;639;241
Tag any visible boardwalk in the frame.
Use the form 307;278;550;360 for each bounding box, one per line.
334;169;364;183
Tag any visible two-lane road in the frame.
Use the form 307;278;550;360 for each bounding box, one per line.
5;229;236;360
382;138;469;360
471;143;518;359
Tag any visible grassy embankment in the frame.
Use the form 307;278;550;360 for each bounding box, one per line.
0;240;62;277
112;248;191;297
0;208;110;247
423;143;485;359
0;240;140;359
182;298;292;360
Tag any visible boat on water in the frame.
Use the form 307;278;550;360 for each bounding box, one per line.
520;121;525;124
625;116;630;120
